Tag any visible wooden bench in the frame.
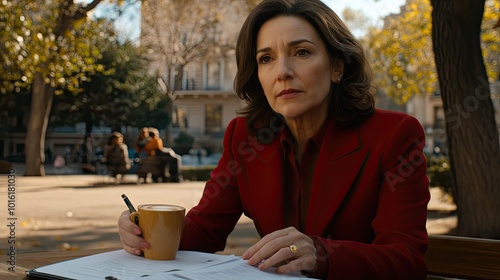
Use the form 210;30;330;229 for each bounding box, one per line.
426;234;500;279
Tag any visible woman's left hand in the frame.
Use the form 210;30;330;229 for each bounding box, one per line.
241;226;317;274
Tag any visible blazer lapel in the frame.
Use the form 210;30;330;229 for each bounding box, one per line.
306;120;369;235
240;120;369;236
242;136;287;235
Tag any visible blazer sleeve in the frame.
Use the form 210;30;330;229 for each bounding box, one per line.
179;118;244;253
313;115;430;280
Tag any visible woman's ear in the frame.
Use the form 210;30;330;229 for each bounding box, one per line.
331;58;345;83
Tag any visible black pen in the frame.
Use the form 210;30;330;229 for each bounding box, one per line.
121;194;139;225
121;194;137;213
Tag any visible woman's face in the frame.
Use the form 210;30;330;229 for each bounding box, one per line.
256;16;343;123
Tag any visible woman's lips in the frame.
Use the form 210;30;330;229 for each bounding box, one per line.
277;89;301;98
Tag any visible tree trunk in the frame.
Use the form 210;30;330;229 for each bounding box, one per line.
431;0;500;238
164;98;173;147
81;110;94;173
24;72;55;176
23;0;102;176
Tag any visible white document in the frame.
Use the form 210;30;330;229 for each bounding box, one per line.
145;258;310;279
27;250;238;280
27;250;314;280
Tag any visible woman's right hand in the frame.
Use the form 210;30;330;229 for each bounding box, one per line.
118;210;150;255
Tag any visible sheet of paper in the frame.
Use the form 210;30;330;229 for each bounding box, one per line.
144;258;311;280
27;250;239;280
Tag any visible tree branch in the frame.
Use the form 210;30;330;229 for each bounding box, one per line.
54;0;103;37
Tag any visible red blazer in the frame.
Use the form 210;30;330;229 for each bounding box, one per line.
180;109;430;279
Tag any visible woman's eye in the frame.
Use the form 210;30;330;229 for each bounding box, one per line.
296;49;310;56
259;55;271;64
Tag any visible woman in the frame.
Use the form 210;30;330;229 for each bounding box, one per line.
134;127;151;158
118;0;430;279
105;132;130;182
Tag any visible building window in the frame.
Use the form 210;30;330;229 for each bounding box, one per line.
172;105;188;130
205;104;222;135
206;62;220;90
434;106;445;129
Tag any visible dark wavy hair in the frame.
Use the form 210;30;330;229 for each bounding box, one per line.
234;0;375;134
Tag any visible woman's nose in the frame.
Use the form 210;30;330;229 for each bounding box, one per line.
276;57;293;81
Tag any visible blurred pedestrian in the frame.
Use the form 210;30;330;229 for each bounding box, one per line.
144;127;163;156
105;132;130;183
134;127;151;158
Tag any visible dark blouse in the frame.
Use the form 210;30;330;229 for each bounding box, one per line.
280;120;329;278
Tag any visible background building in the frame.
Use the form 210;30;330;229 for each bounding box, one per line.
140;0;250;154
